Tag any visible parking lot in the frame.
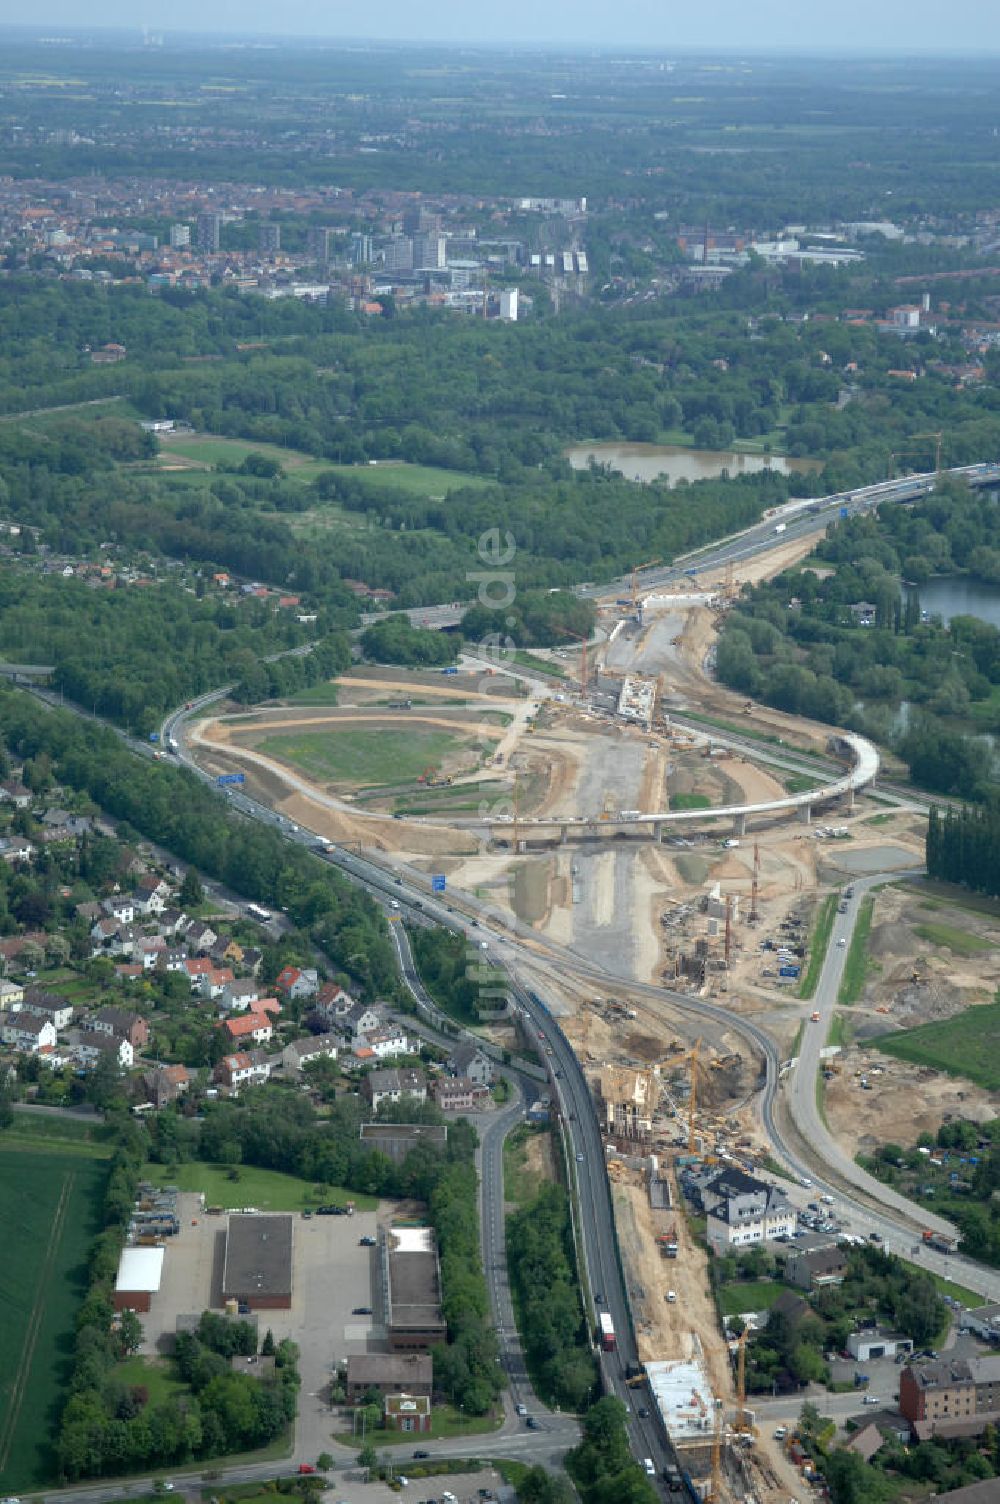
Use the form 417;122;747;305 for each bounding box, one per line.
317;1467;513;1504
138;1195;385;1443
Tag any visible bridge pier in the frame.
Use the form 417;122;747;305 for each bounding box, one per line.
732;812;747;838
560;825;568;845
798;804;812;825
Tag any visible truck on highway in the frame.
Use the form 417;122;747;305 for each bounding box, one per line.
774;521;787;534
922;1229;958;1255
599;1312;616;1351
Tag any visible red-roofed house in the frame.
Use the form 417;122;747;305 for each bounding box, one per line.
184;957;215;985
274;965;319;1001
222;1012;274;1045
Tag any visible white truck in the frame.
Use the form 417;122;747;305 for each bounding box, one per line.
774;521;787;534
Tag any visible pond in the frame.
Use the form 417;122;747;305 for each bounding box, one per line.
910;575;1000;632
564;441;821;485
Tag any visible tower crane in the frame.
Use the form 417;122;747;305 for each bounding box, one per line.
888;429;943;479
735;1326;751;1435
631;557;662;611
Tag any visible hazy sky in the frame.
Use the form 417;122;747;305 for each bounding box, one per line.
11;1;996;52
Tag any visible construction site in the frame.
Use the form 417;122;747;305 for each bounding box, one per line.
185;529;937;1504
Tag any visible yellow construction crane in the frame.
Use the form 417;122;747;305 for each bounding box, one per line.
889;429;943;479
631;557;662;610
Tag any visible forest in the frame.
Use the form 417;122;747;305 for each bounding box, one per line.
716;478;1000;799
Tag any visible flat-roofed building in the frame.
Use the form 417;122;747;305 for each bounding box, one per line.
346;1352;432;1401
382;1224;446;1351
222;1214;293;1310
114;1245;164;1313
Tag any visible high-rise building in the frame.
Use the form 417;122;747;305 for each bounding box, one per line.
308;226;336;265
499;288;519;322
412;233;446;270
381;237;414;275
259;222;281;256
196;213;221;253
351;233;373;266
402;206;439;237
169;223;191;249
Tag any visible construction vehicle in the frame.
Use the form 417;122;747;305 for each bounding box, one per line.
922;1229;958;1255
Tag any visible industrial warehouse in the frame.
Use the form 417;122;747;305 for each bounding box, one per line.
381;1224;447;1351
221;1213;294;1310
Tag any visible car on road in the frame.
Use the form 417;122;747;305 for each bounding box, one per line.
810;1010;820;1022
837;937;847;947
575;1152;585;1162
666;1290;677;1303
638;1406;649;1418
800;1176;813;1188
352;1305;373;1315
525;1415;539;1430
863;1394;880;1405
359;1235;376;1246
298;1465;317;1475
515;1403;528;1416
413;1449;430;1458
773;1426;788;1440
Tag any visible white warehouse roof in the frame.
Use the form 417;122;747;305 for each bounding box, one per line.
115;1245;165;1294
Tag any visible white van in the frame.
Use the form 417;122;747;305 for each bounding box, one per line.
644;1459;656;1477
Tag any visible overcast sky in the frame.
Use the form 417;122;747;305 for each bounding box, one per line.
10;1;997;52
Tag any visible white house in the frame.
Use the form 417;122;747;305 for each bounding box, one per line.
363;1067;427;1110
18;990;74;1031
217;1051;272;1090
75;1031;135;1069
696;1166;797;1249
102;895;136;923
313;984;355;1027
1;1010;57;1052
343;1002;386;1040
132;878;171;916
222;979;261;1013
362;1024;410;1060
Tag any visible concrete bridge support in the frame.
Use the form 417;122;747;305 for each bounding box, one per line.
732;812;747;837
798;804;812;825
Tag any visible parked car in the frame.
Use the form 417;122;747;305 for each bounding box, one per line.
359;1235;376;1246
352;1306;373;1315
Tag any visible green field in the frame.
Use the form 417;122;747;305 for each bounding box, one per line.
717;1281;790;1316
837;895;876;1005
0;1147;110;1491
160;434;489;499
669;792;711;811
4;1111;111;1158
913;921;995;957
876;1000;1000;1091
797;893;837;1000
281;682;340;706
258;726;480;787
141;1161;377;1213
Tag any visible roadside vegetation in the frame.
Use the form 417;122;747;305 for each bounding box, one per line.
797;894;837;999
836;896;875;1005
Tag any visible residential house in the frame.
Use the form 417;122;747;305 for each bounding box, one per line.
0;779;32;808
274;965;320;1002
185;921;217;953
785;1244;848;1291
221;979;261;1013
343;1001;386;1040
136;936;167;970
142;1064;190;1107
692;1166;797;1249
90;1007;149;1050
156;908;188;938
240;947;263;977
446;1043;494;1088
132;878;171;915
20;988;74;1031
900;1355;1000;1440
76;900;104;924
281;1034;339;1072
184;957;215;987
216;1051;272;1090
363;1067;427;1111
0;836;35;863
102;894;136;923
312;983;355;1027
159;946;189;973
1;1010;57;1052
363;1024;410;1060
222;1012;274;1047
0;980;24;1010
196;966;234;1001
74;1030;134;1069
434;1075;491;1113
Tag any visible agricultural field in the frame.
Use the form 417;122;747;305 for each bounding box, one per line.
876;1000;1000;1091
257;725;481;788
141;1160;377;1213
0;1145;110;1491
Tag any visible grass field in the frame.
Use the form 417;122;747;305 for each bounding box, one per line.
5;1111;111;1157
913;921;994;957
503;1124;556;1208
334;1403;501;1447
838;895;876;1005
509;649;567;679
140;1161;377;1213
258;726;477;787
160;434;490;499
0;1147;110;1491
670;792;711;811
716;1281;790;1316
876;1000;1000;1091
113;1355;186;1407
798;893;837;1000
280;682;340;706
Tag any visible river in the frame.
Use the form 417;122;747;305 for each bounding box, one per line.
564;440;821;485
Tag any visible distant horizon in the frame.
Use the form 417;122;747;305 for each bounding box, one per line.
1;6;999;55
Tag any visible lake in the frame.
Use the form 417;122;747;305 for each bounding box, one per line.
911;575;1000;631
565;441;821;485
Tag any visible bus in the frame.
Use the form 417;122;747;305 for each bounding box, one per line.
246;903;273;923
